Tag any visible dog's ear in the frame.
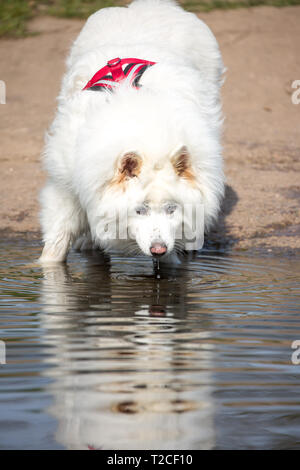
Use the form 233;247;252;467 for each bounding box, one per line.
171;146;195;182
119;152;142;178
171;146;189;176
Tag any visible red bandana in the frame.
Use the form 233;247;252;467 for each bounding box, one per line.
83;57;156;92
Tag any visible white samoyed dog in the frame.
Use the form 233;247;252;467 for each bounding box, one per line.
39;0;225;263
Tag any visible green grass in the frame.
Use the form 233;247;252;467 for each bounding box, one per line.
46;0;124;18
182;0;300;11
0;1;125;37
1;0;300;38
0;0;33;37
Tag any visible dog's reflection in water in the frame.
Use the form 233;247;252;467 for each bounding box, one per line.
40;253;215;450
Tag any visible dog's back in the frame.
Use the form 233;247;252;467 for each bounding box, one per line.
67;0;224;87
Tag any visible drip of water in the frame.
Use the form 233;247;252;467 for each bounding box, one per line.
153;257;160;279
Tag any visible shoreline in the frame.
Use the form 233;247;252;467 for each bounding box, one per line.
1;229;300;259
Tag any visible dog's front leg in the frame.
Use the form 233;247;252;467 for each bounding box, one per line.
39;182;86;264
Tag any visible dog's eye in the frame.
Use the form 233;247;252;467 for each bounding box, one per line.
136;205;148;215
165;203;177;215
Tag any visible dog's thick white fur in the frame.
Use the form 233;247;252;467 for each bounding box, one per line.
40;0;225;263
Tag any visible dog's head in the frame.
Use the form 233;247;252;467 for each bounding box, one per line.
95;145;206;258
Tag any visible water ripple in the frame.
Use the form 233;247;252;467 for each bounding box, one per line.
0;240;300;449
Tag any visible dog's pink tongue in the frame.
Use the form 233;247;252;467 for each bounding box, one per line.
150;243;167;255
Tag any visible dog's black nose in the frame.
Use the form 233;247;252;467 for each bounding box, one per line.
150;242;167;256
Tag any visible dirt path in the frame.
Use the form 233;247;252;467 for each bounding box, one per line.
0;6;299;254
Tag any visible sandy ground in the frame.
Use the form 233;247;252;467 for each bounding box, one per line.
0;6;299;255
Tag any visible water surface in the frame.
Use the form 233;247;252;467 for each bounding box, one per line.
0;240;300;449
